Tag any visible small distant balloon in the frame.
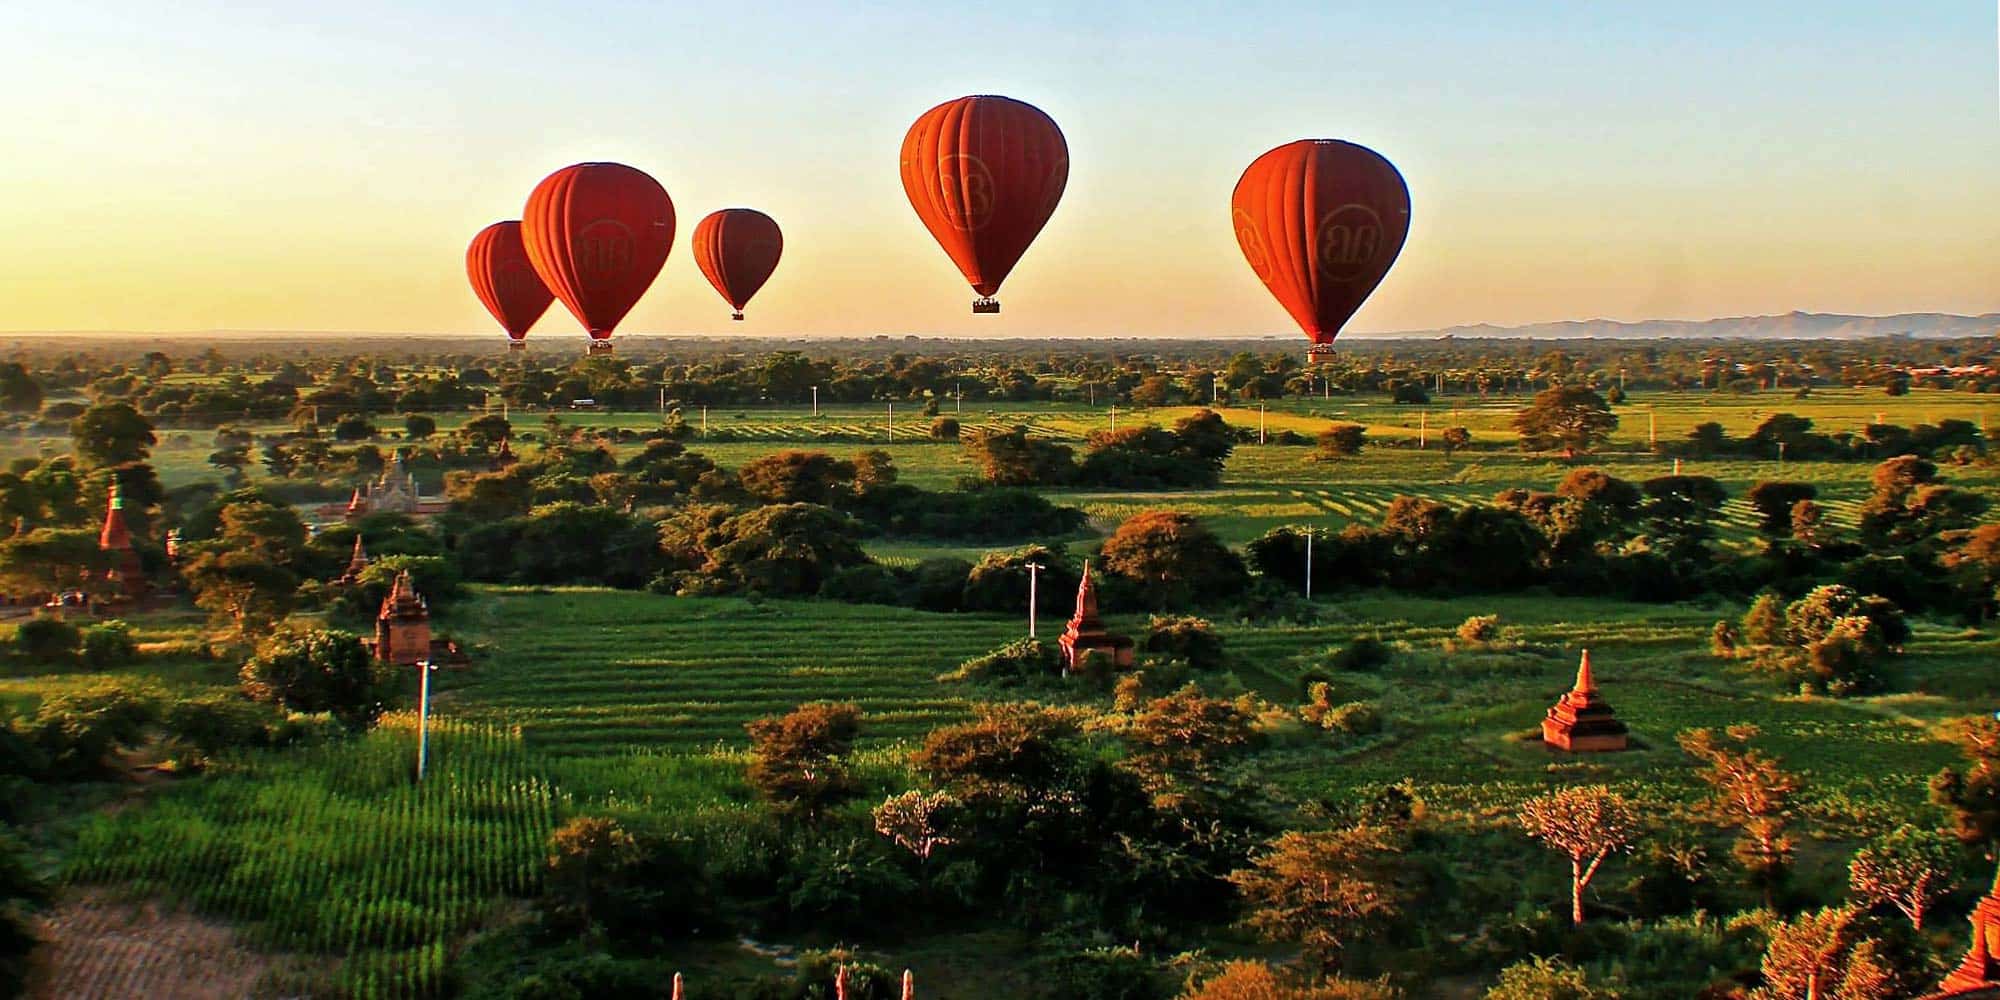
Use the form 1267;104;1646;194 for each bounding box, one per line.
465;221;553;349
1232;139;1410;359
691;209;783;321
900;95;1068;314
520;162;676;350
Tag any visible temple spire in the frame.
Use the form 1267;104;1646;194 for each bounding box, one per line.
1574;648;1595;694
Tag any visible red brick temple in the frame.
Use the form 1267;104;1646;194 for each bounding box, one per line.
1058;562;1133;674
338;534;371;585
1936;866;2000;996
373;570;432;666
1541;649;1628;752
98;484;145;601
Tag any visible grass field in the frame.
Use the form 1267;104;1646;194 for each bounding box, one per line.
13;384;2000;996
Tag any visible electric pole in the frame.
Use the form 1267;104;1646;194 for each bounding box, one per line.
1025;562;1044;638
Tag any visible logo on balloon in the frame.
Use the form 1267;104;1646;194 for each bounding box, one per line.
938;154;996;231
574;219;637;290
1232;209;1271;280
494;260;542;302
1315;204;1384;283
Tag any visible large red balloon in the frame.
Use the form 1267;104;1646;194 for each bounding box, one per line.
1232;140;1410;356
466;221;554;343
691;209;783;321
900;95;1068;313
521;162;676;342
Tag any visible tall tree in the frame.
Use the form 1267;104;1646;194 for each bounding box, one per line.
68;402;156;467
1512;386;1618;456
1519;785;1643;924
1228;824;1410;974
1845;824;1955;931
1679;725;1802;906
746;702;863;824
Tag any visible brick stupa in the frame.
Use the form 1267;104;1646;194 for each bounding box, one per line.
1541;649;1628;752
375;570;431;666
98;484;144;601
1058;562;1133;674
338;534;371;584
1940;865;2000;995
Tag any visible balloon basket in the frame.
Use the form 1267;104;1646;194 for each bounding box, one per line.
971;297;1000;315
1305;344;1337;364
506;341;527;352
731;312;744;321
586;340;615;356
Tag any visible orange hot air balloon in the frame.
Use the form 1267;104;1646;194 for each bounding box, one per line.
900;95;1068;314
521;162;676;352
466;221;554;349
691;209;783;321
1232;139;1410;359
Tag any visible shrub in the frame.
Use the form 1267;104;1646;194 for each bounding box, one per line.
1741;593;1787;646
79;621;139;670
940;638;1058;685
1316;423;1367;458
1144;615;1225;670
162;692;276;768
1328;636;1393;672
239;627;387;730
929;416;961;441
13;616;81;663
1456;614;1503;645
1030;946;1168;1000
24;679;164;779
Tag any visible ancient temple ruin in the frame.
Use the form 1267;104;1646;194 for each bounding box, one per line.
1541;649;1628;752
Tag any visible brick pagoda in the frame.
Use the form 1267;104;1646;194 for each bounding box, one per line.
338;534;371;585
1058;562;1133;674
98;484;145;601
1939;865;2000;995
1541;649;1628;752
374;570;432;666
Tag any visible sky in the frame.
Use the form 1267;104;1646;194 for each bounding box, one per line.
0;1;1996;340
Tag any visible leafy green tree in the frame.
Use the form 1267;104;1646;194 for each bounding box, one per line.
69;402;156;467
22;679;163;779
1748;906;1895;1000
746;702;863;824
1679;726;1801;907
1519;786;1642;924
1483;957;1620;1000
0;362;43;413
1100;510;1249;608
544;815;638;931
403;414;437;440
0;528;111;603
1440;425;1471;458
661;502;868;597
738;450;856;504
1316;423;1367;459
1513;386;1618;456
239;627;385;729
1747;481;1818;536
1845;824;1955;931
1931;715;2000;846
963;426;1076;486
1228;824;1410;974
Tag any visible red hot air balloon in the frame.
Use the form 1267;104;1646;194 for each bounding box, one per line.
1232;140;1410;359
466;221;554;351
900;95;1068;314
691;209;783;321
521;162;676;354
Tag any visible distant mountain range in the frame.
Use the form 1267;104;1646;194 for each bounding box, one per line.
1355;311;2000;341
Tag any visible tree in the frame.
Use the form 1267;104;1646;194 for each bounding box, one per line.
0;528;112;603
873;790;957;863
1316;423;1367;459
1932;715;2000;846
1679;726;1801;906
1513;386;1618;456
403;414;437;440
738;450;857;504
1748;906;1896;1000
1130;374;1176;407
929;416;960;441
69;402;156;468
1747;482;1818;537
1228;825;1410;974
1440;426;1471;458
0;827;50;997
1483;957;1619;1000
963;426;1075;486
661;502;869;596
746;702;863;823
1099;510;1249;608
457;413;513;450
1845;824;1955;931
1184;962;1401;1000
0;362;43;413
1791;500;1826;548
239;627;385;729
1519;786;1642;924
545;815;638;931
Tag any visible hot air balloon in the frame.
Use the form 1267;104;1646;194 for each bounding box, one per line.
466;222;554;351
900;95;1068;314
521;162;676;354
691;209;783;321
1232;139;1410;360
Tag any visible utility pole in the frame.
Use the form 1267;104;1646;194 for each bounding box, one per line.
955;382;961;415
1259;402;1267;444
886;403;893;442
415;659;436;781
1419;410;1427;449
1778;440;1786;469
1025;562;1043;638
1109;405;1117;433
701;406;708;437
1304;527;1314;600
811;385;819;417
1648;407;1657;450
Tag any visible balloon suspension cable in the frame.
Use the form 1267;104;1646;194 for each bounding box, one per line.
731;311;745;321
972;297;1001;315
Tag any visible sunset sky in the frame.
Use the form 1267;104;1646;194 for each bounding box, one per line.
1;1;1995;339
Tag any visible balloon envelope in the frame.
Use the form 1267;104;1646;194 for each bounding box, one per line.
1232;139;1410;351
691;209;783;319
521;162;676;341
466;221;554;341
899;95;1068;310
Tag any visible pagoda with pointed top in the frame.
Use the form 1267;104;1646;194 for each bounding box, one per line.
1541;649;1628;752
338;534;371;584
374;570;431;666
489;437;518;470
1058;562;1134;674
98;484;145;601
1939;866;2000;995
